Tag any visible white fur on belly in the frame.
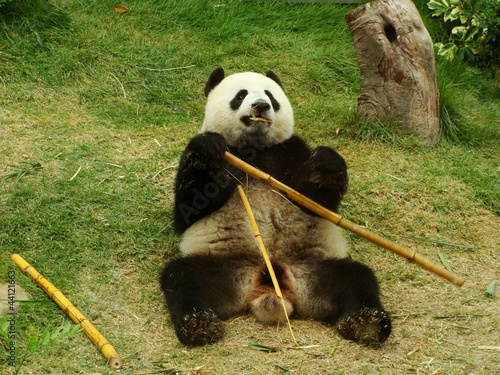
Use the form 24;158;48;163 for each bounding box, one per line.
179;181;348;259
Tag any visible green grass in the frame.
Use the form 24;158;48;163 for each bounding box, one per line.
0;0;499;374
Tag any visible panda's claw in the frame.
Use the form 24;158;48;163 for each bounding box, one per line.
307;147;348;199
185;132;228;168
310;146;347;175
175;310;226;347
336;307;392;345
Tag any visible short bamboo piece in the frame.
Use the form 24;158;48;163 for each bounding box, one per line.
10;254;123;369
237;185;299;346
224;152;465;287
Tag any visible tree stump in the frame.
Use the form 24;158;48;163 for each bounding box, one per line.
345;0;440;145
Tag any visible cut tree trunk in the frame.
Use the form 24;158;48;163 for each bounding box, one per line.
345;0;440;145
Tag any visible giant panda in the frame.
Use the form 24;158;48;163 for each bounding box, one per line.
160;68;391;347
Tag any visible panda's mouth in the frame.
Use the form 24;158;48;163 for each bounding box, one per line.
240;115;272;127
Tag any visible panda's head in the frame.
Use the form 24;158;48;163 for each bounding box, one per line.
201;68;294;149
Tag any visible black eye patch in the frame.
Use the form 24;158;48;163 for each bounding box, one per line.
265;90;280;111
230;89;248;110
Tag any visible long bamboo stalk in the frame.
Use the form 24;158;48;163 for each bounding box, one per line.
10;254;123;369
237;185;299;346
224;151;465;287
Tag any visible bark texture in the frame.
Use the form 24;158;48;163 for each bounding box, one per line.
345;0;440;145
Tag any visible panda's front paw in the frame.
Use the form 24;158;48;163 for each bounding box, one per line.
309;147;346;175
185;132;228;169
336;307;391;346
308;147;347;189
175;310;226;347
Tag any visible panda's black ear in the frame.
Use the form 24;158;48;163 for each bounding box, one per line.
266;70;284;89
204;68;225;97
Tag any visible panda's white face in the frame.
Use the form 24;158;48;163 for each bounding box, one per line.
201;70;294;148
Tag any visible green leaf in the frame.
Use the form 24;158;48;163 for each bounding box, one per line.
0;317;10;333
438;249;453;272
275;364;290;374
450;7;462;17
428;0;449;14
437;42;459;60
50;326;62;340
1;162;42;183
428;0;448;10
40;330;51;346
463;26;480;43
485;280;497;297
248;343;279;352
444;12;458;22
0;317;12;345
434;314;487;319
27;336;39;351
402;236;481;249
452;26;468;39
61;323;81;338
61;323;71;335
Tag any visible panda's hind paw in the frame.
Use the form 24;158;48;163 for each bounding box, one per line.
336;307;391;346
176;310;226;347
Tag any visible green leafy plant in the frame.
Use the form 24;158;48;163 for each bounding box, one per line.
0;318;81;375
427;0;500;83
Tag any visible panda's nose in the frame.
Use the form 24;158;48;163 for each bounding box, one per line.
252;100;271;115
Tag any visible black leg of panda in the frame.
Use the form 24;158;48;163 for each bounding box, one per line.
160;253;257;346
296;257;391;345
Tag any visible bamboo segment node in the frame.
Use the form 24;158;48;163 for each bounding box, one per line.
224;152;465;287
237;185;299;346
10;254;124;369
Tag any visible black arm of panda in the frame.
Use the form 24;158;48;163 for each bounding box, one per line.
261;135;348;214
173;132;240;233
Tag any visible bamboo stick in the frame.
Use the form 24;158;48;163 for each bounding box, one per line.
224;151;465;287
10;254;123;369
237;185;299;346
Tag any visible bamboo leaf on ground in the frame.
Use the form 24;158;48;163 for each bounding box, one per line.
438;249;453;272
402;236;480;249
248;343;279;352
485;280;497;297
275;364;290;374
